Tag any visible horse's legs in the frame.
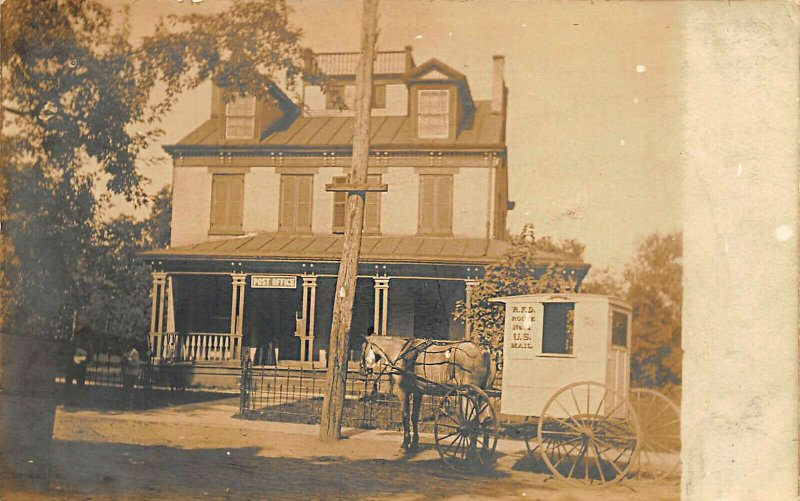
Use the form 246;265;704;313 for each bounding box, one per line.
410;389;422;450
399;387;411;450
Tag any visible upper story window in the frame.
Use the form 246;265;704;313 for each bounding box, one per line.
371;85;386;109
209;174;244;235
279;174;313;233
225;96;256;139
418;174;452;236
417;89;449;139
332;174;381;235
326;84;386;110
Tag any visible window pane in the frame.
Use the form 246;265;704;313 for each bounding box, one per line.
326;86;344;110
611;311;628;347
542;303;575;355
418;90;449;114
226;96;255;116
372;85;387;108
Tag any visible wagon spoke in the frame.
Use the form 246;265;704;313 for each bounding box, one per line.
569;388;585;427
566;442;584;479
595;444;625;475
437;429;462;441
555;399;585;431
544;435;583;453
644;418;681;433
592;390;608;419
544;416;583;434
591;442;607;483
551;439;582;470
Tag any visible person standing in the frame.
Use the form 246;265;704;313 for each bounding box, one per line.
67;312;95;387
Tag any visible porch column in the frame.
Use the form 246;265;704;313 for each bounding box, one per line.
230;273;247;360
464;279;479;340
300;276;318;363
373;278;389;335
149;271;167;358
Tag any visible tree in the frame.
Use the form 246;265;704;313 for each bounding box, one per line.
581;232;683;390
625;232;682;390
453;224;581;358
581;266;627;298
1;0;316;339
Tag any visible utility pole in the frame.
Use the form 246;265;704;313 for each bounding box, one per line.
319;0;385;442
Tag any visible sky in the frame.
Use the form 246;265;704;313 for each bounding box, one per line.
118;0;683;272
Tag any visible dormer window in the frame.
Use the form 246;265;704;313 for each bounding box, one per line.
225;96;256;139
417;89;449;139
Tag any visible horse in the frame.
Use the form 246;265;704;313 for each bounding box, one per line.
360;334;494;452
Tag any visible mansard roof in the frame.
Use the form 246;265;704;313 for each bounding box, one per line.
165;100;504;153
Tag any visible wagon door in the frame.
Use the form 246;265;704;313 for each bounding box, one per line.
606;309;630;411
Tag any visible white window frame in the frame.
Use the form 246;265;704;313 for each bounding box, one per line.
417;89;450;139
225;96;256;139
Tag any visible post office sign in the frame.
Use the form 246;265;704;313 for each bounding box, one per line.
250;275;297;289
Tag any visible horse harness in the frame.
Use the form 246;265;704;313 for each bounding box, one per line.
368;337;474;387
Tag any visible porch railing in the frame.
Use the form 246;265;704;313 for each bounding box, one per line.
153;332;241;363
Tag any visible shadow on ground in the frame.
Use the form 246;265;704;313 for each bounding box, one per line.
7;440;548;500
56;384;234;413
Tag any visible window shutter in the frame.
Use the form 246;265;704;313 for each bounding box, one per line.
229;175;244;230
419;176;435;233
332;176;347;233
210;174;244;234
434;176;452;233
297;175;313;232
365;174;381;234
280;175;296;230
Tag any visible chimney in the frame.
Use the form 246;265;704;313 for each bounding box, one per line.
405;45;414;72
491;55;505;114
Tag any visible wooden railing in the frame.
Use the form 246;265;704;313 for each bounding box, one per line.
153;332;241;363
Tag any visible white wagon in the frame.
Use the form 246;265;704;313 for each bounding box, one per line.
432;293;680;485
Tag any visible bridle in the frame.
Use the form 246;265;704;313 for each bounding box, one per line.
360;336;415;377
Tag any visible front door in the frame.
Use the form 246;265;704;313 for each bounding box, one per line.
606;309;631;414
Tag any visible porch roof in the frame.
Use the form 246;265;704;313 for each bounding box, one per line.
141;234;586;268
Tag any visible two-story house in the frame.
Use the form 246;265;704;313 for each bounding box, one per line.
142;47;588;366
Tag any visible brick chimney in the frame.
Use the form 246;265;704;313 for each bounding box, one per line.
405;45;414;72
491;55;505;114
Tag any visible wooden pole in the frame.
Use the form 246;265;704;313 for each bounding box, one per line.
319;0;379;442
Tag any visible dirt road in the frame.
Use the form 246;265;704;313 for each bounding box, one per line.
1;396;679;500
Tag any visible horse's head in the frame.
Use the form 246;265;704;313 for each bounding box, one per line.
360;335;378;375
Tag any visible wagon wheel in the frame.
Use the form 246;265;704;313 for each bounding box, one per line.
630;388;680;480
538;381;641;486
434;385;499;471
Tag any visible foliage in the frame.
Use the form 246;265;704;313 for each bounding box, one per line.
1;0;313;339
625;232;682;390
145;186;173;249
581;266;627;298
453;224;581;357
582;232;683;390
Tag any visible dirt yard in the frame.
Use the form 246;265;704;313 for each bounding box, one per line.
1;392;679;500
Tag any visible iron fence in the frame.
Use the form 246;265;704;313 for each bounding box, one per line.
56;354;209;393
238;364;505;434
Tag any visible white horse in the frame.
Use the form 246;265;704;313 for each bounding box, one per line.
361;335;493;451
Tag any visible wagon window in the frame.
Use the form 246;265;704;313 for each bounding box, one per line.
541;303;575;354
611;311;628;347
